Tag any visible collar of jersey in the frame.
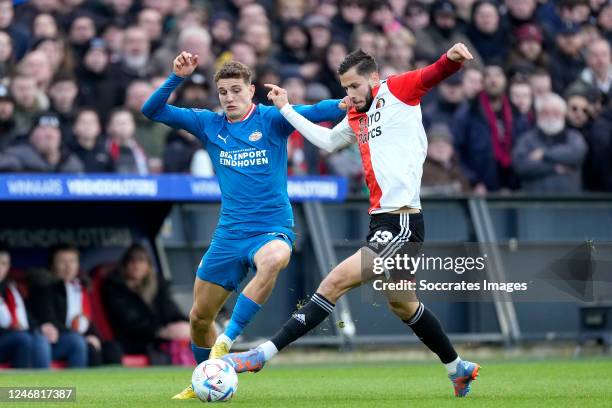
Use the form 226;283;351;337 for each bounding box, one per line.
226;103;256;123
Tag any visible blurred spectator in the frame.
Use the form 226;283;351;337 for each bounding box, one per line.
415;0;482;65
31;13;58;39
242;23;274;62
75;38;121;122
4;112;84;173
277;0;308;23
505;0;538;30
404;0;430;34
69;108;115;173
0;247;51;369
0;84;17;146
556;0;591;25
0;0;29;60
462;66;484;100
455;63;530;193
106;108;148;175
33;37;76;76
10;75;48;136
513;93;587;193
210;12;235;55
507;23;549;71
598;2;612;43
386;30;415;73
319;40;349;98
18;50;54;91
572;38;612;104
333;0;369;42
304;14;332;61
237;2;269;33
124;80;169;167
0;30;15;78
529;68;553;99
549;21;585;94
277;20;315;78
282;74;307;105
253;63;281;104
137;9;163;51
68;13;98;59
116;26;154;86
101;244;190;362
28;245;109;367
423;71;466;129
509;79;534;123
153;26;213;78
47;73;79;135
467;0;510;65
422;123;470;195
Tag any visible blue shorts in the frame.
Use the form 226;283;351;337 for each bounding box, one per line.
196;229;295;291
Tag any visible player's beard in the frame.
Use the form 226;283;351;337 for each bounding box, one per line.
355;87;374;113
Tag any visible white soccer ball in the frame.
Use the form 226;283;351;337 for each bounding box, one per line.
192;359;238;402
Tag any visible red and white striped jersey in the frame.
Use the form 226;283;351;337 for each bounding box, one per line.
336;55;462;214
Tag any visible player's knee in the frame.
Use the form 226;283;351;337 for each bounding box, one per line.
387;300;420;320
189;307;215;331
257;249;290;275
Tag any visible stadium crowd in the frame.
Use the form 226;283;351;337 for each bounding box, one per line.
0;0;611;195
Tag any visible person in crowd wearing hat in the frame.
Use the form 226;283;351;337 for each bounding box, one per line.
423;71;467;129
513;92;587;193
507;23;549;71
549;21;586;94
4;112;84;173
0;247;51;369
454;62;531;193
416;0;482;66
422;123;470;195
68;108;115;173
572;38;612;104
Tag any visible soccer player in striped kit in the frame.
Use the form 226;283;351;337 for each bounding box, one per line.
223;43;481;398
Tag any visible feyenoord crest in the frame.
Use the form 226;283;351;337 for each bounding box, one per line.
376;97;385;109
249;131;263;142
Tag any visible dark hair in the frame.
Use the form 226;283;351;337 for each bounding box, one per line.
214;61;252;84
48;243;79;268
337;48;378;76
120;243;151;268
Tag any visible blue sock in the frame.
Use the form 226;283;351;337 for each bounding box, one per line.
225;293;261;341
191;343;211;364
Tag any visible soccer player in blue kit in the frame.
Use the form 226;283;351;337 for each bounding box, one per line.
141;51;346;399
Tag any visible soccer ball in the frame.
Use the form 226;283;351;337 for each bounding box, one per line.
192;359;238;402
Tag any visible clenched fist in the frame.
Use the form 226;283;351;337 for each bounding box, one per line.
173;51;199;78
446;43;474;63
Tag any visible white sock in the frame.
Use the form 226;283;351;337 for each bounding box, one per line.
216;333;234;348
445;356;461;375
258;341;278;361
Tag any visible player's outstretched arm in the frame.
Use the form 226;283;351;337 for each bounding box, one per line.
141;51;210;136
388;43;473;105
266;84;354;153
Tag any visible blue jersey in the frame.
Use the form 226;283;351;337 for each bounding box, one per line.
142;73;345;238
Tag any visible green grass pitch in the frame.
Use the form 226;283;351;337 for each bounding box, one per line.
3;358;612;407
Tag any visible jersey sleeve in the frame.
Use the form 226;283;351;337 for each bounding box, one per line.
141;73;214;142
269;99;346;137
387;53;463;106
